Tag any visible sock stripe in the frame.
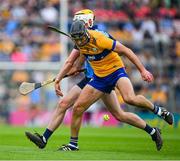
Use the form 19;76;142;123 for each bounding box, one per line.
157;108;162;116
68;143;78;148
70;139;78;141
69;136;78;147
150;128;156;135
43;128;53;142
144;124;154;135
153;104;159;114
153;104;163;117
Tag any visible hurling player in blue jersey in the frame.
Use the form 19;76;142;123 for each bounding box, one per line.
25;9;173;151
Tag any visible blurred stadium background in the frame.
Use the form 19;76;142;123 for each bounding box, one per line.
0;0;180;128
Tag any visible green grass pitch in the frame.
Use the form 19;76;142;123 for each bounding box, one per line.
0;125;179;160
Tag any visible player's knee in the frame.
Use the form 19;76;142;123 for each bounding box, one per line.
123;95;136;105
115;112;126;122
58;99;69;111
73;103;84;116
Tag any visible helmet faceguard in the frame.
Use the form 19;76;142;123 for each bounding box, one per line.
70;20;90;47
73;9;95;28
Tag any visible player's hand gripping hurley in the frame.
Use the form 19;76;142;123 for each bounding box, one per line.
19;69;85;95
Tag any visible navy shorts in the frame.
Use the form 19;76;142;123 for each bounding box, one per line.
77;77;91;89
88;68;128;94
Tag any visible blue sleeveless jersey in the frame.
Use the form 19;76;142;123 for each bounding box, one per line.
84;25;114;78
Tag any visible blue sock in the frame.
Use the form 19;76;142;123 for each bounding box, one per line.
144;124;155;135
43;128;53;142
69;136;78;147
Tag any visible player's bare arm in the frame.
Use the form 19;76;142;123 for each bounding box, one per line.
55;49;80;96
68;53;86;75
114;42;154;83
74;54;86;70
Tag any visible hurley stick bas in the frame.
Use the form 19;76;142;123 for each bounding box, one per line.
19;69;86;95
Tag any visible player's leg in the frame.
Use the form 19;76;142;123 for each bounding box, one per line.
48;76;91;129
116;77;174;125
25;85;81;149
102;90;162;150
102;91;146;128
25;77;91;149
47;86;81;131
59;84;104;151
72;85;103;135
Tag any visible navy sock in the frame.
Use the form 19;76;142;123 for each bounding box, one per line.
43;128;53;142
153;104;159;114
144;124;155;135
153;104;162;116
69;136;78;147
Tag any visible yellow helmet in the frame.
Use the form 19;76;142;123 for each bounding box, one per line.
73;9;95;28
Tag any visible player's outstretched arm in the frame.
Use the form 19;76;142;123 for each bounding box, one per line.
55;49;80;96
114;41;154;83
66;54;85;76
74;54;86;70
